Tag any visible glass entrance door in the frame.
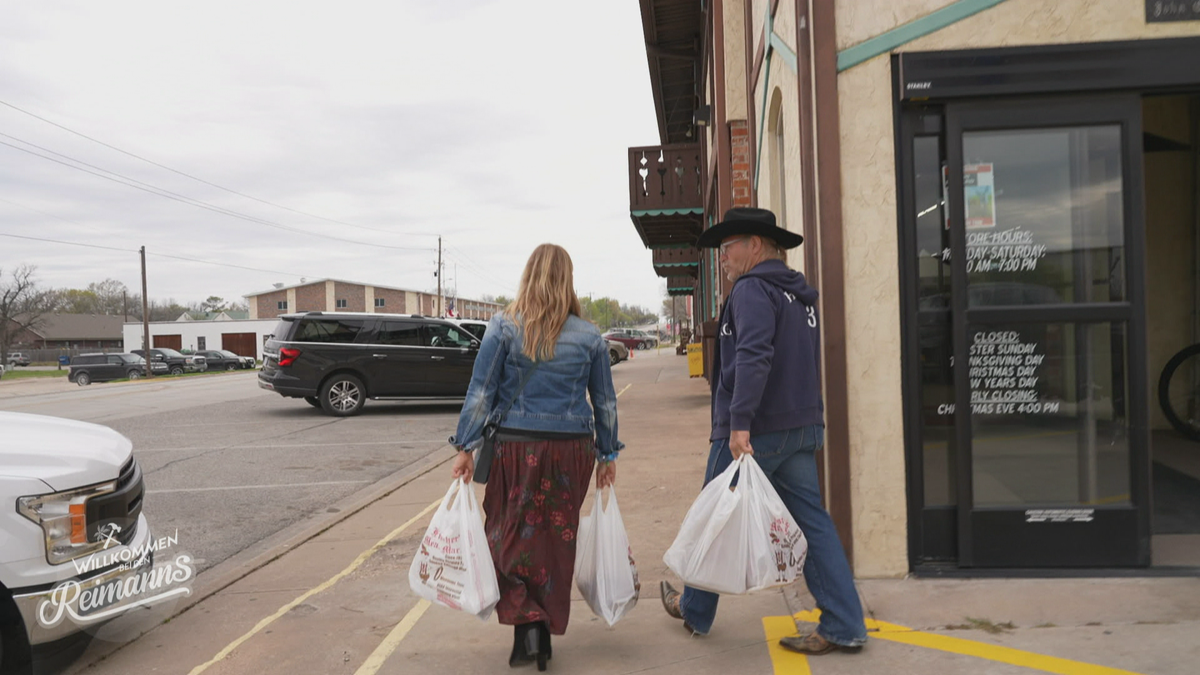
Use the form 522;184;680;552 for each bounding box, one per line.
945;96;1151;567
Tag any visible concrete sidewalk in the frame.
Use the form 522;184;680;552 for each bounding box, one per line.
67;349;1200;675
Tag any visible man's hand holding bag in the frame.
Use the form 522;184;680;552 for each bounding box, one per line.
663;455;807;594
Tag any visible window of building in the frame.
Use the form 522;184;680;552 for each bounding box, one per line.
277;301;288;310
768;89;788;229
375;298;385;307
336;299;348;309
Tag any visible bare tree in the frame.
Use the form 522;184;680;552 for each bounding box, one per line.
0;265;55;364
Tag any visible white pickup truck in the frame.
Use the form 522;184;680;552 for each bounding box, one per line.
1;412;153;675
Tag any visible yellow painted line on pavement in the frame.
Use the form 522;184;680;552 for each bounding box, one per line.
762;615;813;675
616;383;632;398
188;497;442;675
354;599;432;675
766;610;1145;675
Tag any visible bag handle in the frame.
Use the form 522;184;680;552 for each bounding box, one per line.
592;485;618;513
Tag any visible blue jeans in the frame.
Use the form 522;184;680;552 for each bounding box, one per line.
679;425;867;646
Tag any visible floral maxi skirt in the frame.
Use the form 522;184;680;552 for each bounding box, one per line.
482;437;595;635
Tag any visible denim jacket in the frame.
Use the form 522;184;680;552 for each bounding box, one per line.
449;313;624;462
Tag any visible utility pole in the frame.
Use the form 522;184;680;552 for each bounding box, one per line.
140;247;153;377
436;236;443;317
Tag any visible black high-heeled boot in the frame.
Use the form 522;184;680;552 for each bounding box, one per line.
537;622;551;668
509;623;534;667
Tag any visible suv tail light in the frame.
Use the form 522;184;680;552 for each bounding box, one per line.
278;348;301;367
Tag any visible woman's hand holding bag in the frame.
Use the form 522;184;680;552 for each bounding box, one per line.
408;479;500;620
574;487;640;626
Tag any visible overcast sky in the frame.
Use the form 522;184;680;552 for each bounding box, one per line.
0;1;667;315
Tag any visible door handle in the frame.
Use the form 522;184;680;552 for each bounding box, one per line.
430;356;445;361
373;354;388;359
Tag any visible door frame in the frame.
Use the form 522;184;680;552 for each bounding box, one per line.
894;36;1200;573
945;95;1151;567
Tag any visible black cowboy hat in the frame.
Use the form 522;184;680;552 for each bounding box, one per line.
695;207;804;250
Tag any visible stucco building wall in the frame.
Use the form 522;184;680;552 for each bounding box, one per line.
833;0;1200;577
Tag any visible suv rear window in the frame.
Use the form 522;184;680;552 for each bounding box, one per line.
292;318;365;344
73;355;103;365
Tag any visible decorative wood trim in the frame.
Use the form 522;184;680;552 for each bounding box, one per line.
811;0;855;568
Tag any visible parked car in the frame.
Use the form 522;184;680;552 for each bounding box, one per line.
69;353;167;385
1;411;152;675
450;319;489;341
602;328;658;351
194;349;255;371
606;339;629;366
131;348;206;375
258;311;481;417
6;352;31;367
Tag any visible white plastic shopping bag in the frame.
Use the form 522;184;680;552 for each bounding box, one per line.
408;479;500;621
663;455;807;594
574;487;640;626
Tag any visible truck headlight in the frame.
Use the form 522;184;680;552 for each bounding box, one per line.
18;480;118;564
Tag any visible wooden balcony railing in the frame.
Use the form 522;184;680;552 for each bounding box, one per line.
629;143;703;214
653;247;700;277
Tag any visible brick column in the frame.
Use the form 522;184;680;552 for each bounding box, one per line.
730;120;752;207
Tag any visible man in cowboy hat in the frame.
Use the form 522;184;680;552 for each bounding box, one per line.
659;207;867;655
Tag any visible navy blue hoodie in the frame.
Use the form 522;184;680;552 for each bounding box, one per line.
711;259;824;440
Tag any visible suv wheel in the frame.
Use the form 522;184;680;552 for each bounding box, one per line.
226;363;237;371
75;371;91;386
304;396;321;408
609;349;620;366
169;366;184;376
320;374;365;416
636;341;649;350
127;370;142;380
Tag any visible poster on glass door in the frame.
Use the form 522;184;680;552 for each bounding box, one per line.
963;163;996;229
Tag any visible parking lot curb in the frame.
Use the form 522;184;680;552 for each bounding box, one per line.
65;444;455;673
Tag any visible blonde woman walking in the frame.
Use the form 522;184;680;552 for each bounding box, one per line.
449;244;623;671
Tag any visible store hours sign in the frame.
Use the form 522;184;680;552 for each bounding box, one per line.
1146;0;1200;22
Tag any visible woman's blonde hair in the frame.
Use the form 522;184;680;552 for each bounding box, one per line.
508;244;582;362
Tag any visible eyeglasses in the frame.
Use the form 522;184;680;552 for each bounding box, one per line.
719;236;750;255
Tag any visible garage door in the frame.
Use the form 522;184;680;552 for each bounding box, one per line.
153;334;182;350
222;332;257;357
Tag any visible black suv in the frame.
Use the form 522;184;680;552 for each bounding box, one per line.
132;348;206;374
195;349;255;371
69;353;168;385
258;312;481;416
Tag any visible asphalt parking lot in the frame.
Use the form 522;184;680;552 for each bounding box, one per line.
0;372;463;577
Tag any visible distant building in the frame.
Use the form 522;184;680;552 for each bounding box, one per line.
6;314;124;349
243;279;503;321
176;310;251;322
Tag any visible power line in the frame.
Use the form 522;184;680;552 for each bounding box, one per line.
0;97;440;238
0;137;435;252
442;248;518;293
0;231;316;279
0;195;108;237
0;231;134;254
